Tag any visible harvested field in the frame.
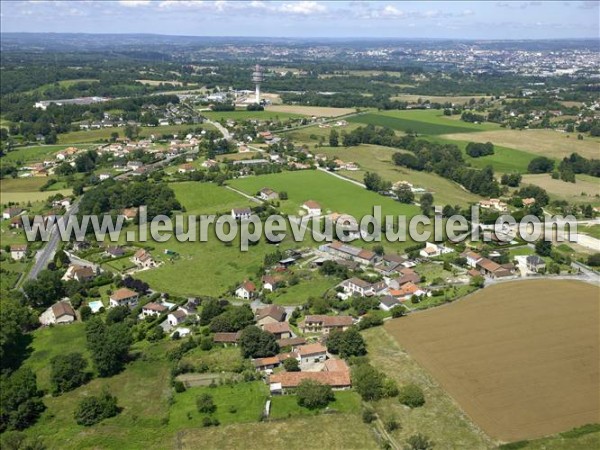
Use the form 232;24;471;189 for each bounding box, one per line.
520;173;600;206
267;105;355;117
442;129;600;159
385;280;600;442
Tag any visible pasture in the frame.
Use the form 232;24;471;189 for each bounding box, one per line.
520;173;600;205
442;128;600;160
1;144;91;165
391;93;490;105
314;144;482;206
169;181;253;215
267;105;356;117
1;177;72;203
228;169;420;219
385;280;600;441
348;109;499;135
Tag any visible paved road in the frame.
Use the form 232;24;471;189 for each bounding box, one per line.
317;166;366;188
206;119;231;140
26;198;81;281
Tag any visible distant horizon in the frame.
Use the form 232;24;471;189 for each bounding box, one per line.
1;1;598;40
1;31;599;42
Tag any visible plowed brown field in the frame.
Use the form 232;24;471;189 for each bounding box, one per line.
385;280;600;441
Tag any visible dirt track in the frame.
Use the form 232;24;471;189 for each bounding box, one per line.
385;280;600;442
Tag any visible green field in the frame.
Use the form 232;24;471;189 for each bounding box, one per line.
1;144;92;165
170;382;268;426
348;109;499;135
265;272;340;306
57;123;216;144
0;177;72;203
229;170;420;219
200;110;304;121
170;181;253;215
314;144;481;206
269;390;362;419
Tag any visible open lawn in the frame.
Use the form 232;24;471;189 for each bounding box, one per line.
315;144;481;206
349;109;499;135
180;346;246;373
282;122;363;144
169;181;253;215
266;272;340;306
269;390;362;419
384;280;600;442
22;323;90;391
170;382;268;426
228;170;420;219
1;176;48;192
580;224;600;240
442;128;600;160
1;177;72;203
267;105;356;117
177;414;378;450
200;109;304;121
520;173;600;205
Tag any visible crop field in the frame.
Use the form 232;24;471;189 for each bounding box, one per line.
442;128;600;160
200;109;304;121
314;144;481;206
391;94;490;105
348;110;499;135
521;173;600;206
1;177;72;203
385;280;600;442
228;169;420;219
267;105;356;117
1;144;92;165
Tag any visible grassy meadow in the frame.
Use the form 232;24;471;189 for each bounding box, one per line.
200;109;304;121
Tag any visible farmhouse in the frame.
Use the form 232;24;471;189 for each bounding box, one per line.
178;163;195;174
479;198;508;212
261;275;282;292
526;255;546;273
235;280;256;299
167;309;188;326
39;300;76;326
231;207;252;220
258;187;278;201
255;304;286;326
202;159;218;168
324;241;379;265
213;331;241;346
109;288;139;308
302;200;322;216
277;337;306;348
142;302;168;317
462;251;483;268
420;242;453;258
342;277;373;296
298;315;353;334
9;216;23;229
297;343;327;364
9;244;28;260
120;207;138;221
2;207;23;220
268;364;351;393
132;249;156;268
263;322;292;339
379;295;401;311
375;253;407;275
389;268;421;289
62;264;96;283
105;246;125;258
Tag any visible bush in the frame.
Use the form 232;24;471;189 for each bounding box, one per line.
587;253;600;267
384;416;400;432
383;378;399;398
362;408;376;423
283;357;300;372
296;380;334;409
74;390;119;426
201;416;219;427
50;353;88;395
404;433;434;450
173;381;186;393
398;384;425;408
196;393;216;414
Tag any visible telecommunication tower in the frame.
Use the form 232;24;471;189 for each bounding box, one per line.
252;64;264;104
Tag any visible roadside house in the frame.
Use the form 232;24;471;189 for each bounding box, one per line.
9;244;27;260
109;288;139;308
235;280;256;299
298;315;353;335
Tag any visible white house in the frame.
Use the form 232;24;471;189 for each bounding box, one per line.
98;173;111;181
3;207;23;220
167;309;188;326
419;242;452;258
258;188;278;201
342;277;373;297
379;295;401;311
231;207;252;220
235;280;256;299
297;343;327;364
109;288;139;308
462;251;483;268
39;300;76;326
132;249;156;269
302;200;322;216
142;302;168;317
10;244;27;260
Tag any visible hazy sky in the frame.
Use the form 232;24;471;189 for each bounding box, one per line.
1;1;598;39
